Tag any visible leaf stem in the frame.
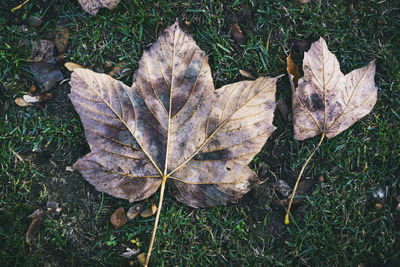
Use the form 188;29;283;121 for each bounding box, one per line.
145;175;167;266
285;133;325;225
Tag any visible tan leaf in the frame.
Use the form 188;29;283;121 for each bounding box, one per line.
65;62;84;72
15;97;32;107
77;0;121;16
288;37;377;140
110;207;127;229
239;69;255;79
69;23;279;264
55;27;70;53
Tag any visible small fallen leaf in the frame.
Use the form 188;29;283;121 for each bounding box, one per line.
318;175;324;182
374;203;383;210
23;93;52;103
127;203;146;220
285;37;377;224
110;207;127;229
65;62;84;71
77;0;122;16
15;97;32;107
26;208;45;245
140;206;157;218
137;253;146;266
55;27;70;53
286;53;301;88
25;15;42;27
272;179;292;197
229;23;245;44
46;201;61;214
29;40;55;62
239;69;255;79
29;60;64;90
121;247;140;258
277;99;289;120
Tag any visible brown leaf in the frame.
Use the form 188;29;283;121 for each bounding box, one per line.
288;38;377;141
229;23;245;44
286;53;301;88
29;61;64;90
26;209;45;244
110;207;127;229
277;99;289;120
140;200;157;218
77;0;121;16
29;40;55;62
69;23;279;208
55;27;70;53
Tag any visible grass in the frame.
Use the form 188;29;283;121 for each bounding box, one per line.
1;0;399;266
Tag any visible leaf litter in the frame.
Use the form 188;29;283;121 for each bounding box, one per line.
69;22;280;265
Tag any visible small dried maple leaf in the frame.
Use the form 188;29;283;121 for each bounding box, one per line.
285;37;377;224
69;23;279;264
288;37;377;140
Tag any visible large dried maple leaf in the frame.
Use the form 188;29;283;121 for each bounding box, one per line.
69;23;279;264
288;37;377;140
69;23;278;208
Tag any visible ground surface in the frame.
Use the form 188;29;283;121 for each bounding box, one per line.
1;0;399;266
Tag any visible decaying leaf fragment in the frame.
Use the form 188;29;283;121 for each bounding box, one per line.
285;37;377;224
288;37;377;140
69;23;279;265
77;0;121;16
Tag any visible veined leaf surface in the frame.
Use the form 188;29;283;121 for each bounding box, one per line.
69;23;279;208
